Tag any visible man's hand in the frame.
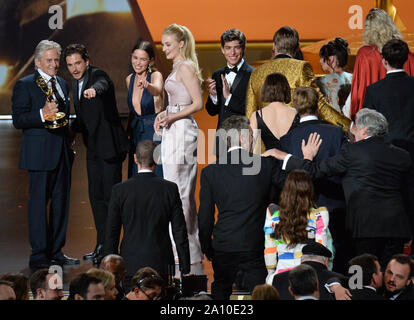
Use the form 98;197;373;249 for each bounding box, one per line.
221;74;230;100
302;132;322;160
262;148;288;161
330;284;352;300
205;78;217;98
83;88;96;99
42;100;58;120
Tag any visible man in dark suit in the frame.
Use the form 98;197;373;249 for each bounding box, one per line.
280;86;348;274
347;254;386;300
205;29;254;129
364;39;414;161
288;264;319;300
12;40;79;271
269;108;414;268
63;44;129;264
198;115;284;300
103;140;190;289
272;242;345;300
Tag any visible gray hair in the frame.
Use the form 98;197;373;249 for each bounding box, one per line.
355;108;388;136
301;254;328;265
34;40;62;69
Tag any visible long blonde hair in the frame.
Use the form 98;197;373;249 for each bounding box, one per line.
163;23;203;84
364;8;402;51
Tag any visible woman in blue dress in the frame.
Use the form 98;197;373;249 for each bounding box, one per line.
126;41;164;177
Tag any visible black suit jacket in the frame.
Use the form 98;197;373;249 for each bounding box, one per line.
12;71;72;170
103;172;191;277
286;136;414;238
205;61;254;128
350;287;386;300
272;261;346;300
71;66;129;160
198;148;284;257
280;119;346;211
364;71;414;159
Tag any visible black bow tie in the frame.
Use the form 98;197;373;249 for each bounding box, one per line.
224;66;238;74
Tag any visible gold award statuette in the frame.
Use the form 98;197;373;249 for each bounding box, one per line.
36;76;68;129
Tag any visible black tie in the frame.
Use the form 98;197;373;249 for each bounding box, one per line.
224;66;238;74
50;77;65;111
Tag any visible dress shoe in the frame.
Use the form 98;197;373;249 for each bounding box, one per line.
83;244;103;261
51;254;80;266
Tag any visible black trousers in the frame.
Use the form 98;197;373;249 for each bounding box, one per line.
211;250;267;300
28;146;72;264
353;238;407;270
86;150;123;246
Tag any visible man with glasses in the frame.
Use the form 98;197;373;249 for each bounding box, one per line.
123;267;164;300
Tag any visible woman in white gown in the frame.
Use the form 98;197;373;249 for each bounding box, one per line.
154;24;204;270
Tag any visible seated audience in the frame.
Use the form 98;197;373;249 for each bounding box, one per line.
264;170;333;276
272;242;345;300
86;268;118;300
249;72;298;151
348;254;385;300
251;284;280;300
288;264;319;300
0;280;16;300
124;267;164;300
100;254;127;300
68;273;105;300
0;273;29;300
317;37;352;114
29;268;64;300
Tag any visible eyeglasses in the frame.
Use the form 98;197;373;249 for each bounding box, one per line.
138;286;161;300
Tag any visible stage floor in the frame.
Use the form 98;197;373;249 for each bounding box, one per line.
0;116;216;292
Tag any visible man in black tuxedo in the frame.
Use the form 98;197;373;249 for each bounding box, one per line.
198;115;284;300
104;140;190;290
348;254;385;300
12;40;79;271
288;264;319;300
205;29;254;156
63;44;129;264
280;86;348;273
272;242;345;300
364;39;414;161
268;108;414;268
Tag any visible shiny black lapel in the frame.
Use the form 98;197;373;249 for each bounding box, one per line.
230;61;247;93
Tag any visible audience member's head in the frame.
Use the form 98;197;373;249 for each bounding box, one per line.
135;140;157;170
100;254;126;288
354;108;388;141
363;8;402;51
30;268;64;300
87;268;118;300
68;273;105;300
128;267;164;300
319;37;349;73
272;26;300;57
288;264;319;300
0;273;29;300
381;39;409;70
384;254;414;294
251;284;280;300
0;280;16;300
348;254;383;290
276;170;316;246
301;242;333;268
292;86;319;117
219;115;252;151
261;72;291;104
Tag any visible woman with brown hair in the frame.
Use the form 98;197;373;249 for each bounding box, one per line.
249;72;299;152
264;170;333;277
